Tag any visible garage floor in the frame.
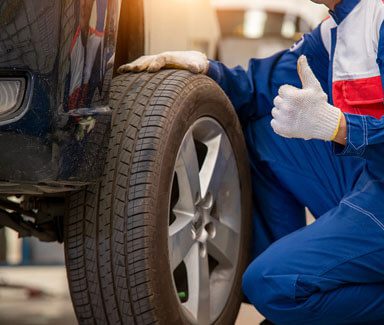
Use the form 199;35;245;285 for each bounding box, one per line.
0;267;263;325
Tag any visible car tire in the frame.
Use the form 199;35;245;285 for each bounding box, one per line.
64;70;252;325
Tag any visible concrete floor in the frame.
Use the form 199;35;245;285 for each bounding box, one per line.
0;266;263;325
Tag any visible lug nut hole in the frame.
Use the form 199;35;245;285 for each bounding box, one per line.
205;222;216;238
201;192;213;209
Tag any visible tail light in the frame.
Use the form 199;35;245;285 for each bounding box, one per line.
0;78;25;116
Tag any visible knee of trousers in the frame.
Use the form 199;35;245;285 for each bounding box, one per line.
242;254;304;324
243;116;273;145
243;115;289;167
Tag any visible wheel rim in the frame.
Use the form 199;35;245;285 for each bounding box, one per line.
168;117;242;325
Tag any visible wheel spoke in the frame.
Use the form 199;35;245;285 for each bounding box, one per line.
200;134;232;200
175;130;201;212
183;243;210;325
207;217;239;268
169;211;195;271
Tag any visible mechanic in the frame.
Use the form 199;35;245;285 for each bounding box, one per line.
119;0;384;323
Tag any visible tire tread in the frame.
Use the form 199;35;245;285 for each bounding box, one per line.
65;70;251;325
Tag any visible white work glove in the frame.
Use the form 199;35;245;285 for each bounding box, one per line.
271;55;342;141
117;51;209;74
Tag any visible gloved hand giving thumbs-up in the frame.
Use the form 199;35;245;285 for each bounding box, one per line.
271;55;342;141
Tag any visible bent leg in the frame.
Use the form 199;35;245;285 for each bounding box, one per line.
244;115;365;256
243;184;384;324
249;156;306;257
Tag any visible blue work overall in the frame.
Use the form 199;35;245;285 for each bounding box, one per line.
207;0;384;323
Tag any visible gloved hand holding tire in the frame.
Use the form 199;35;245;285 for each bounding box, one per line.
118;50;209;74
271;55;343;141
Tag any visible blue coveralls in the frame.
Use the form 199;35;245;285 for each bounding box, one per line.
207;1;384;324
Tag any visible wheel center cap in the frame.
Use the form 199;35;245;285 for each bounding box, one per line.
192;194;214;244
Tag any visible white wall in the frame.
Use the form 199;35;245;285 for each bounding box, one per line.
144;0;220;58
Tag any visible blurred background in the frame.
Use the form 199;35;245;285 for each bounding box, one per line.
0;0;327;323
144;0;327;66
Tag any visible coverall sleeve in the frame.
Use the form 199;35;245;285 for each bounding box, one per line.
206;24;330;125
333;19;384;162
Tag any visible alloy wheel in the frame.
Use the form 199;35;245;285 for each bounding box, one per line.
168;117;242;325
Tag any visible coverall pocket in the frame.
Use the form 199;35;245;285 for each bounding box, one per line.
341;77;384;119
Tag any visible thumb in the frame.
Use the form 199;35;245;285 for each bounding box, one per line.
297;55;322;90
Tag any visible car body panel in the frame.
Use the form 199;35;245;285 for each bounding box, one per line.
0;0;121;192
0;0;218;194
